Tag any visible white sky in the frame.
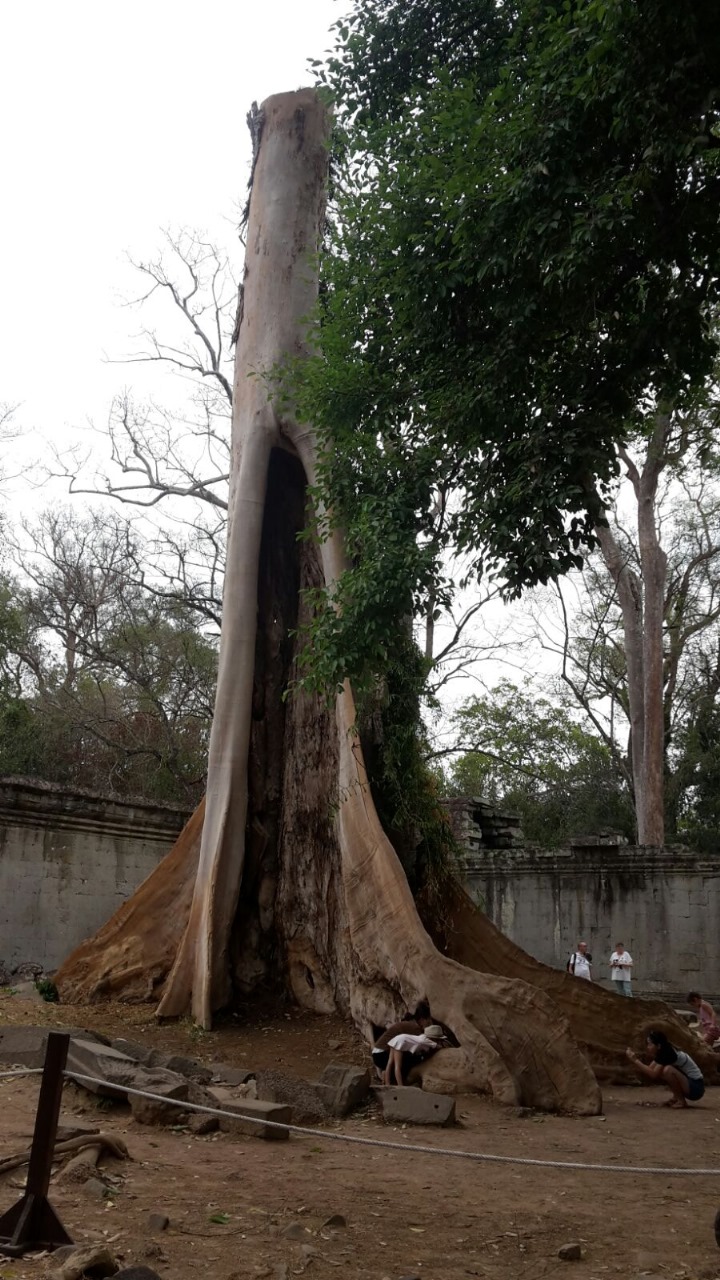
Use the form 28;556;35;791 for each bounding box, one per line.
0;0;339;455
0;0;597;742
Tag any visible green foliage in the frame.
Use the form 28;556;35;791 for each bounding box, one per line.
445;681;635;846
295;0;720;695
356;633;460;896
0;512;217;805
672;695;720;851
36;978;59;1003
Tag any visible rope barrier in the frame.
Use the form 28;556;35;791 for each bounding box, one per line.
0;1069;43;1080
63;1070;720;1177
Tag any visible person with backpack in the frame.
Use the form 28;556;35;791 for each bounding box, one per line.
567;941;592;981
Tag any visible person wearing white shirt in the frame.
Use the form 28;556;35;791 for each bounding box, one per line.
610;941;633;996
567;941;592;981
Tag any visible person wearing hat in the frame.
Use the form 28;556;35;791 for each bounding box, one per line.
370;1001;433;1080
383;1024;446;1087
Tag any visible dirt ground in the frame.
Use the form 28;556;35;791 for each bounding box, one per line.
1;992;719;1280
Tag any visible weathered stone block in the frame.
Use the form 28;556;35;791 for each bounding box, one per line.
150;1051;212;1083
66;1039;142;1096
129;1072;189;1125
111;1038;154;1065
209;1062;256;1086
0;1026;106;1070
209;1087;291;1140
378;1086;456;1126
312;1063;370;1116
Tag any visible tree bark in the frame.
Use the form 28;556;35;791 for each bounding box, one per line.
592;417;670;846
635;418;670;846
55;87;679;1114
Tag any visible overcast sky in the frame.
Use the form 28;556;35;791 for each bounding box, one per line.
1;0;339;468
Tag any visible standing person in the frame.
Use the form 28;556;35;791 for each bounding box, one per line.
626;1030;705;1107
687;992;720;1047
567;941;592;981
610;941;633;996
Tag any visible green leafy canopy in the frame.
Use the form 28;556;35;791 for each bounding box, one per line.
294;0;720;692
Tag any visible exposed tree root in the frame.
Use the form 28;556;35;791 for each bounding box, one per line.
55;88;710;1115
56;800;203;1003
436;883;720;1082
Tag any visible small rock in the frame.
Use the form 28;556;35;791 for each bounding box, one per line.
53;1244;118;1280
327;1039;342;1051
209;1062;256;1087
152;1052;213;1084
558;1243;583;1261
13;961;43;980
281;1222;307;1240
322;1213;347;1228
189;1113;218;1135
84;1176;109;1200
147;1212;170;1231
140;1244;166;1262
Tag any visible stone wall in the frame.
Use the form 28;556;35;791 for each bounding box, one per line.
0;779;188;973
460;835;720;1003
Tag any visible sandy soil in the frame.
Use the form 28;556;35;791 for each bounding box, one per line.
0;992;719;1280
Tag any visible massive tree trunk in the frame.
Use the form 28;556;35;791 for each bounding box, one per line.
57;89;697;1112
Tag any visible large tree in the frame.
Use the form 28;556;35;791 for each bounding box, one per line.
529;403;720;844
445;681;634;847
57;89;715;1111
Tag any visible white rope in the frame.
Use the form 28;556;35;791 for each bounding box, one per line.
64;1071;720;1177
0;1068;43;1080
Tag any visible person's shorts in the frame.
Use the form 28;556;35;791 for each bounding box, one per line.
687;1076;705;1102
372;1047;428;1076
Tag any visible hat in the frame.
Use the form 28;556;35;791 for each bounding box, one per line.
424;1024;444;1040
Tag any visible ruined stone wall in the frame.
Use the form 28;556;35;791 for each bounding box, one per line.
0;779;188;973
463;843;720;1002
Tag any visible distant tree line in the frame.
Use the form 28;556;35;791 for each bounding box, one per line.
0;507;216;805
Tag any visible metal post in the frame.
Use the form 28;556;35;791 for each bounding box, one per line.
0;1031;73;1257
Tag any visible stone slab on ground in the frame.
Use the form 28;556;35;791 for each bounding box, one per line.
66;1037;191;1123
149;1051;213;1083
378;1086;456;1127
129;1071;190;1125
255;1069;328;1123
0;1025;107;1069
66;1039;144;1095
312;1063;371;1117
209;1061;257;1087
208;1086;291;1140
111;1038;155;1065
